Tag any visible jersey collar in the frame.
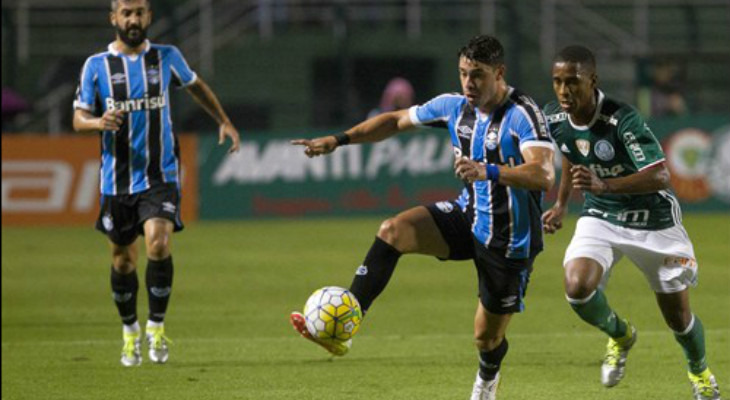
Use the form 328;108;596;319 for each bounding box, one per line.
108;39;151;60
567;89;604;131
475;86;514;122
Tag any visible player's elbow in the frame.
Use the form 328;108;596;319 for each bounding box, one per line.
537;166;556;192
652;164;671;190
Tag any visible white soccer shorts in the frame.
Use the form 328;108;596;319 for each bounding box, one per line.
563;216;698;294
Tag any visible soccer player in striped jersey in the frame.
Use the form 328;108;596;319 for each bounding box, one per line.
72;0;240;367
291;35;555;399
542;45;721;400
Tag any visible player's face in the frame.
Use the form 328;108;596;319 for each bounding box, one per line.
110;0;152;48
459;56;505;109
552;61;596;116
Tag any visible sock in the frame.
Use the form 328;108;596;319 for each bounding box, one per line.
110;266;139;326
478;338;509;381
567;289;627;339
123;321;141;335
146;256;174;323
348;237;402;313
674;315;708;374
146;320;164;330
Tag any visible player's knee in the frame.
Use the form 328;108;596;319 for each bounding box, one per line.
474;332;503;352
146;236;170;260
377;218;405;248
564;276;595;300
112;255;136;274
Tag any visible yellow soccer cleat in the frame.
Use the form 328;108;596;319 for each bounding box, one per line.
601;320;637;387
689;369;721;400
146;325;172;364
120;331;142;367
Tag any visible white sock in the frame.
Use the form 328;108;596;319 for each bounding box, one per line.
146;320;164;330
123;321;141;334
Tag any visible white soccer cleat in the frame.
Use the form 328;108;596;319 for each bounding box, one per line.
146;325;171;364
470;371;500;400
121;331;142;367
601;321;637;387
290;311;351;356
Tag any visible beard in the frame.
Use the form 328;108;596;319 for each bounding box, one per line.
116;24;147;48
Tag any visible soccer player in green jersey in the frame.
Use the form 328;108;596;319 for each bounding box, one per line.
542;45;721;400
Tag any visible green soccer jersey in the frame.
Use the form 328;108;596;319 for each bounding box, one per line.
544;90;681;230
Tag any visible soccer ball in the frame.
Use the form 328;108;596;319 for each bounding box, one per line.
303;286;362;342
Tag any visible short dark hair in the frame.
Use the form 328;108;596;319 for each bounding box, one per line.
458;35;504;66
554;45;596;72
111;0;150;11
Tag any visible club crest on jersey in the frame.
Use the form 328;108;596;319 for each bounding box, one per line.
575;139;590;157
486;127;499;150
595;140;615;161
147;67;160;85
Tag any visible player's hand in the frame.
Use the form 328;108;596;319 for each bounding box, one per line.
219;121;240;153
571;165;609;194
98;110;125;131
542;205;566;234
290;136;338;158
454;157;486;183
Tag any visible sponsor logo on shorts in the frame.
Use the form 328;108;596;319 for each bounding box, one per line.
500;295;518;308
595;140;615;161
435;201;454;213
102;214;114;231
162;202;176;214
355;265;368;275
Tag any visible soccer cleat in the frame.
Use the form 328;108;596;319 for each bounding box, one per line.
601;320;637;387
121;331;142;367
146;325;171;364
470;371;500;400
290;312;351;356
689;369;722;400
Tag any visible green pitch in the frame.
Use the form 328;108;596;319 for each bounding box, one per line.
2;215;729;400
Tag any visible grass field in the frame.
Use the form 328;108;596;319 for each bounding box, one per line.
2;214;729;400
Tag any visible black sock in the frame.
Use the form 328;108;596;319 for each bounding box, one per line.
479;338;509;381
349;237;402;313
110;266;138;325
146;256;174;323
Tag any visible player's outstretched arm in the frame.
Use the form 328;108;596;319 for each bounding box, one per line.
185;78;240;153
542;156;573;234
73;109;124;134
291;109;415;158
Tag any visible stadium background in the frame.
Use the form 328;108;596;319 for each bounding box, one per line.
2;1;729;399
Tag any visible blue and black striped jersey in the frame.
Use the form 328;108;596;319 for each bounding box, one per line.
74;40;197;195
409;88;554;259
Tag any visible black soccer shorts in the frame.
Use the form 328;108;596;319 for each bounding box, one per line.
473;241;537;315
425;200;475;260
95;183;184;246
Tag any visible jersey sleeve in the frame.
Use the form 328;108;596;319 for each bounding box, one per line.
168;46;198;88
618;111;666;170
408;94;462;128
513;102;554;152
73;57;97;111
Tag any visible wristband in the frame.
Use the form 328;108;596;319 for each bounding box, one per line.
334;133;351;146
486;164;500;181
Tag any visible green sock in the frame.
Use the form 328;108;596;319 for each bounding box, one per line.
674;315;707;374
568;289;627;338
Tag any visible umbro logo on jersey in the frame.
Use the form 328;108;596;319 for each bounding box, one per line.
111;72;126;85
560;143;571;153
457;125;473;138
